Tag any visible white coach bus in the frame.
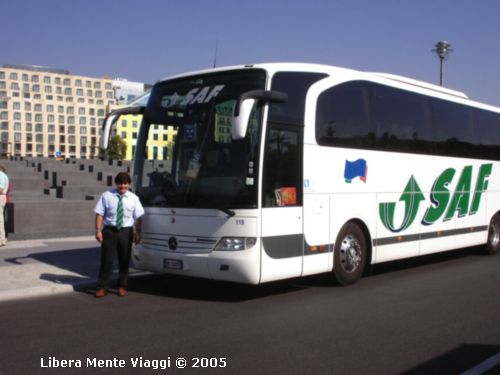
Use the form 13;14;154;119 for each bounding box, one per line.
102;63;500;285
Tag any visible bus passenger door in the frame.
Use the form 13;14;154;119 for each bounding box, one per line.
261;124;304;283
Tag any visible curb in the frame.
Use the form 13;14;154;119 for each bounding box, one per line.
0;269;148;303
0;278;99;302
3;236;95;249
0;284;77;302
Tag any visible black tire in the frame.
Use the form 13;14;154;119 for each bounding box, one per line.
332;222;367;286
485;213;500;255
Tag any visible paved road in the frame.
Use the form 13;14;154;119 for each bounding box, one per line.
0;246;499;374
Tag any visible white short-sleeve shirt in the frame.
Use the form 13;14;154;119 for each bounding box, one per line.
94;189;145;228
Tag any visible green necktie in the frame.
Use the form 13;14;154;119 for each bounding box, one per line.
116;195;124;230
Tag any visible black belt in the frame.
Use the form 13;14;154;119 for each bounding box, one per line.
104;225;132;231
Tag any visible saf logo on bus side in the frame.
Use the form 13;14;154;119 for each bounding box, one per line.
379;163;492;233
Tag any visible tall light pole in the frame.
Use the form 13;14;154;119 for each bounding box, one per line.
432;41;453;86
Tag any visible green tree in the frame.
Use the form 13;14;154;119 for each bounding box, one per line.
106;135;127;160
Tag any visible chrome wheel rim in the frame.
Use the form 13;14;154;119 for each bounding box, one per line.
339;234;362;273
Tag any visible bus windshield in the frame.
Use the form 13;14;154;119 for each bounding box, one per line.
133;69;266;210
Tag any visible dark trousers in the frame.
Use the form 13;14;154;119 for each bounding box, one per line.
3;204;7;238
98;226;134;289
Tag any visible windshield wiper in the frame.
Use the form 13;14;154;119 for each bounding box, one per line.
219;208;235;217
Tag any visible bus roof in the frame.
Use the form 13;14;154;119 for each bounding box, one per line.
369;72;468;99
156;62;500;111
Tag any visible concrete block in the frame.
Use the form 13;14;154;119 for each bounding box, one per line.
59;186;106;200
11;200;96;237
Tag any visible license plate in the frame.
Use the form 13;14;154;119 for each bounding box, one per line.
163;259;183;270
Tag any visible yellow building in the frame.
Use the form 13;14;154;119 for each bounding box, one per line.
114;93;177;161
116;115;176;161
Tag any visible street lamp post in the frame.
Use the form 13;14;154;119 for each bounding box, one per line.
432;41;453;86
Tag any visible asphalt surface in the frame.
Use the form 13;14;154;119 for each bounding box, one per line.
1;244;500;374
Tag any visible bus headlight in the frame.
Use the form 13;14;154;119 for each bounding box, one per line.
215;237;257;251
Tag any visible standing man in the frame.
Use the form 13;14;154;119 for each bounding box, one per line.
94;172;144;298
0;166;9;247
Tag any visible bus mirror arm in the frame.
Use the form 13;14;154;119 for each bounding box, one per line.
100;106;145;152
231;90;288;140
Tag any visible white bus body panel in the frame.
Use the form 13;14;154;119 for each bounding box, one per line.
302;193;333;275
260;207;303;283
303;74;499;267
303;143;498;264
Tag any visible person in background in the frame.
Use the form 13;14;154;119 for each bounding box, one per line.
0;166;9;246
0;166;11;239
94;172;144;298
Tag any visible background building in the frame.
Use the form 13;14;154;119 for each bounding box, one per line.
105;91;177;160
0;64;146;159
117;116;176;161
113;78;150;104
113;92;176;161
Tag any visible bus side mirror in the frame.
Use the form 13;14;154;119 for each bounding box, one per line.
231;90;288;140
232;98;256;139
100;106;145;153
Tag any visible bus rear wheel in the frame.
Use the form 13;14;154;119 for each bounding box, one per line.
333;222;367;286
486;213;500;255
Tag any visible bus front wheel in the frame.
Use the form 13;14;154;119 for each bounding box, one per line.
332;222;367;286
486;213;500;255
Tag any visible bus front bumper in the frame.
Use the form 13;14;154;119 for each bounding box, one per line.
131;244;261;285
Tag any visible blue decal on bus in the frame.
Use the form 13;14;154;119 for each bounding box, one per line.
344;159;368;183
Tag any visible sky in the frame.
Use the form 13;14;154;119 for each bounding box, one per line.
2;0;500;106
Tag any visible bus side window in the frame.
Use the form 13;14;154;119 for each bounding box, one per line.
263;127;302;207
316;81;372;148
